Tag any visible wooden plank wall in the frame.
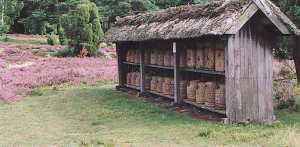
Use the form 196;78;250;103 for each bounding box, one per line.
226;16;274;123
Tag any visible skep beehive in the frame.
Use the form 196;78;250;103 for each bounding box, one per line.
204;82;216;107
196;82;206;104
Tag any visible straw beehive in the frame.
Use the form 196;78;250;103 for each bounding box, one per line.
163;50;171;66
204;82;216;107
204;46;215;70
157;50;164;65
130;49;136;63
179;50;187;68
170;53;174;66
169;80;175;96
150;76;157;91
144;49;151;64
215;84;225;109
187;80;198;101
179;80;187;98
215;49;225;72
196;82;206;104
196;42;205;69
135;72;140;86
162;77;172;96
126;72;132;85
150;49;157;65
187;49;196;68
145;74;152;90
156;76;163;93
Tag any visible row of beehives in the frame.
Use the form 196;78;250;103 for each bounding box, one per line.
125;48;225;71
126;72;225;109
181;80;225;109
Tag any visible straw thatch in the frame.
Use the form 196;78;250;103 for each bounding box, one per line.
105;0;299;42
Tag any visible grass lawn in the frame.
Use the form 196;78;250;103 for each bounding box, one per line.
1;83;300;146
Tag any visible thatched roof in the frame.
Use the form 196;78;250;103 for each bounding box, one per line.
105;0;299;42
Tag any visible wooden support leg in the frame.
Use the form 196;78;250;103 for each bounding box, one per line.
174;42;182;104
140;46;145;93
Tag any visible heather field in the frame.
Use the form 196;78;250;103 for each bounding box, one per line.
0;35;117;101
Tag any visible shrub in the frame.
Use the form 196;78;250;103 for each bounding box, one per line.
58;27;68;45
47;33;59;45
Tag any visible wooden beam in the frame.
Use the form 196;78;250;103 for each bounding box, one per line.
226;3;259;34
252;0;291;35
140;43;145;93
173;42;181;104
116;43;125;87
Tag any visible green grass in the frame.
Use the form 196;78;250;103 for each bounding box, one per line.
1;83;300;146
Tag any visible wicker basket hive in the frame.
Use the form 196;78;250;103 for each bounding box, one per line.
179;50;187;68
179;80;188;99
145;74;152;90
215;49;225;72
156;76;163;93
129;72;135;86
170;53;174;66
215;83;225;109
162;77;172;96
196;82;206;104
130;49;135;63
204;47;215;70
131;72;136;86
126;72;132;85
187;80;198;101
186;49;196;68
135;72;140;87
163;50;172;66
169;80;175;96
150;76;157;91
126;50;130;62
157;50;165;65
144;49;151;64
196;49;205;69
135;50;140;63
204;81;216;107
150;49;157;65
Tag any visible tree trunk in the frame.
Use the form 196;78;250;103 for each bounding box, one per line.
293;36;300;83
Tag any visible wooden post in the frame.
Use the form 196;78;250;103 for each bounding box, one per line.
140;43;145;93
116;43;125;88
173;42;181;103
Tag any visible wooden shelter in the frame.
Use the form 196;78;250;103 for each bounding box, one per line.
105;0;299;123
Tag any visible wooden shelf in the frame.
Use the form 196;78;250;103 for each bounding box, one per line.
182;68;225;76
124;84;140;90
145;64;174;70
146;90;174;100
123;61;139;66
183;99;226;115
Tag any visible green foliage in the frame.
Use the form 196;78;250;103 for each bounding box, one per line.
58;26;68;45
47;33;59;45
61;0;104;56
0;0;24;33
275;37;291;59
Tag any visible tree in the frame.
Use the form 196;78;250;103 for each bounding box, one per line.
0;0;23;34
61;0;104;56
275;0;300;83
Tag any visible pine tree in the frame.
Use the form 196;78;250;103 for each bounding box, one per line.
61;0;104;56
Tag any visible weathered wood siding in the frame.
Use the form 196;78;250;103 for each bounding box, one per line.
226;14;275;123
